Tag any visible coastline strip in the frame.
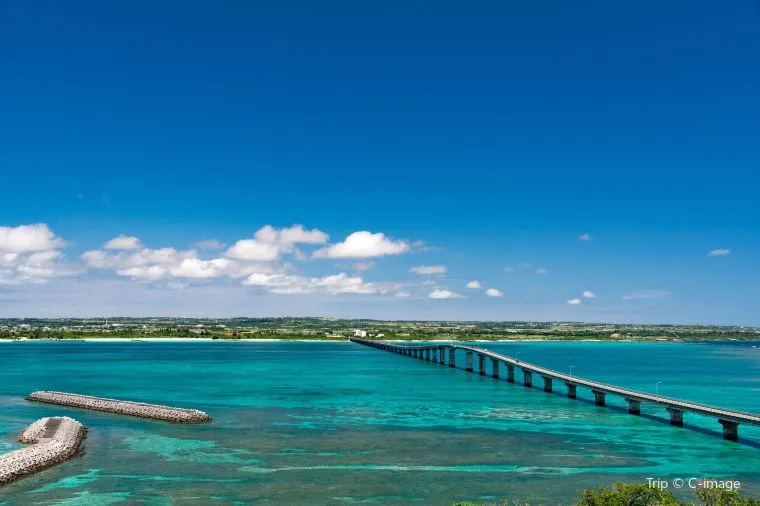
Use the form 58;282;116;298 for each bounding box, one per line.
27;391;212;424
0;416;86;486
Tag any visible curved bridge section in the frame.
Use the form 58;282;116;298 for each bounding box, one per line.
351;338;760;441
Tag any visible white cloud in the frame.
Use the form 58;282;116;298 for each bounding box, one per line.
410;265;447;275
104;235;142;250
485;288;503;297
353;261;375;271
708;248;731;257
225;225;329;262
196;239;225;250
428;289;463;299
82;244;285;283
0;224;66;253
503;267;515;273
255;224;328;245
466;280;481;289
567;298;582;305
421;279;436;286
583;290;595;298
313;231;409;259
0;224;76;284
225;239;281;261
621;290;671;300
536;268;549;275
169;258;232;279
395;291;411;298
579;233;592;241
242;271;377;295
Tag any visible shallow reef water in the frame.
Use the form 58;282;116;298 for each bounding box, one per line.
1;340;759;504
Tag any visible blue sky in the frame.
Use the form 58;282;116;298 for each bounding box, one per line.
1;1;758;324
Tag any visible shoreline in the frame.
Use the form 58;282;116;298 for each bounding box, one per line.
1;337;758;344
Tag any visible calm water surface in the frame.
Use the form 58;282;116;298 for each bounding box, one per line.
1;340;759;505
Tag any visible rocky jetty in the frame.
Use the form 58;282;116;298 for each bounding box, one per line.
0;416;86;486
27;391;212;423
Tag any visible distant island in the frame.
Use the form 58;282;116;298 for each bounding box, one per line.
1;317;758;342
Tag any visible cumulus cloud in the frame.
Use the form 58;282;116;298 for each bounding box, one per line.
708;248;731;256
226;224;328;262
242;271;377;295
567;298;582;305
353;261;375;271
225;240;281;261
169;258;233;279
466;280;481;289
583;290;595;298
536;268;549;275
485;288;503;297
579;233;592;241
621;290;671;300
313;231;409;259
255;224;328;245
0;224;77;284
410;265;447;275
428;289;463;299
0;224;66;253
395;291;411;298
104;235;142;250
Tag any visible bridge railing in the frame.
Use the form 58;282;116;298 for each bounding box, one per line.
350;337;759;440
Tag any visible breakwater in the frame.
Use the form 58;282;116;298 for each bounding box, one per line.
0;416;86;486
27;391;212;423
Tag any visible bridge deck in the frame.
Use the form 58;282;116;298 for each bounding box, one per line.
351;338;760;429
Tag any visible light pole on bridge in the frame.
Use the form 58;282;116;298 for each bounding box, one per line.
569;365;575;377
656;381;663;396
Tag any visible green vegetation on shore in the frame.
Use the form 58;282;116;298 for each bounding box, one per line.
454;482;760;505
1;317;758;342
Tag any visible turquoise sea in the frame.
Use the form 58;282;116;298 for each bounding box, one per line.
1;340;759;505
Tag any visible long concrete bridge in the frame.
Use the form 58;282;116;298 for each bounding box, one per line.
350;337;760;441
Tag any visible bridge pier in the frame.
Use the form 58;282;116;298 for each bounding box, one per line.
667;408;684;427
465;351;474;372
351;338;758;443
719;420;739;441
626;398;641;415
